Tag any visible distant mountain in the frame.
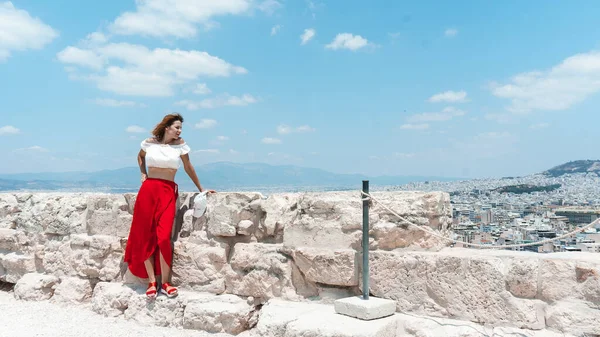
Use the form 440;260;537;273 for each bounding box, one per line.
0;162;460;193
543;160;600;177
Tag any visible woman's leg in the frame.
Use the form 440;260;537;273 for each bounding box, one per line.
155;189;178;296
144;256;156;283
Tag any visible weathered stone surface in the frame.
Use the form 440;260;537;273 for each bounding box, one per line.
85;195;132;237
124;293;185;328
0;252;37;283
91;282;137;317
51;277;93;304
201;193;262;238
237;220;254;236
284;305;398;337
14;272;59;301
369;249;546;329
41;234;123;281
545;300;600;335
226;243;297;301
171;240;229;293
183;293;255;334
257;193;298;242
293;247;357;286
506;258;539;299
397;313;574;337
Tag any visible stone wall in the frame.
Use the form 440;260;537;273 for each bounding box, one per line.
1;191;599;336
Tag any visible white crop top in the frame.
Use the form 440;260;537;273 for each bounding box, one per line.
141;138;191;170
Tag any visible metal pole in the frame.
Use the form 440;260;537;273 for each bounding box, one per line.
362;180;369;300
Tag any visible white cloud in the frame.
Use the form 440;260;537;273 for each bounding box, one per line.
0;2;59;61
277;124;316;134
216;135;229;141
325;33;370;51
195;119;217;129
271;24;282;36
262;137;281;144
258;0;282;15
192;83;211;95
229;149;239;155
0;125;20;135
300;28;315;45
406;107;465;123
94;98;145;107
58;43;247;97
14;145;48;152
490;51;600;113
400;123;429;130
176;94;257;110
57;46;104;70
194;149;220;154
444;28;458;37
393;152;415;159
530;123;550;130
126;125;147;133
427;90;468;103
484;113;515;124
108;0;254;39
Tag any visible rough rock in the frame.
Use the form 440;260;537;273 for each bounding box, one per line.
545;300;600;335
124;293;185;328
91;282;137;317
397;313;575;337
369;249;546;329
51;277;93;304
85;195;132;237
226;243;297;301
293;247;358;286
13;272;59;301
0;252;37;283
183;293;255;334
237;220;254;236
171;240;229;293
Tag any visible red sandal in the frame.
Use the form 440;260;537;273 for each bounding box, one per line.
146;281;158;299
161;282;178;298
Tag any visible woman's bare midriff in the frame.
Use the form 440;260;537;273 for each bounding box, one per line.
147;167;178;181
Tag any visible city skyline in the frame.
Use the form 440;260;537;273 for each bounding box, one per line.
2;1;600;178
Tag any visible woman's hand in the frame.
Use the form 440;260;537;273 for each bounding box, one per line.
201;188;216;194
141;173;147;183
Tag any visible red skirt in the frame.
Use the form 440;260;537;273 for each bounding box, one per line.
124;178;178;279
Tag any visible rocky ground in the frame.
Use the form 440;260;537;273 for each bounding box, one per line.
0;289;232;337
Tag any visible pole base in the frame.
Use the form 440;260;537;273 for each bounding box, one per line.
334;296;396;320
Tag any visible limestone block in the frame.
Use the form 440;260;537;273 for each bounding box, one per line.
51;277;93;304
369;250;546;329
546;300;600;335
256;299;338;337
226;243;296;301
293;247;358;286
397;313;574;337
85;195;131;237
91;282;137;317
0;252;37;283
284;306;398;337
171;240;229;294
505;258;539;299
257;193;299;241
14;272;59;301
183;293;255;334
124;293;185;328
237;220;254;236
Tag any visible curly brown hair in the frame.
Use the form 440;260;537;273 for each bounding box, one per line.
152;113;184;141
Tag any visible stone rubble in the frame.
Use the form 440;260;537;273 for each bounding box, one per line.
0;191;597;336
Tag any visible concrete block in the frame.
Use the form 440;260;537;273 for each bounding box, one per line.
334;296;396;320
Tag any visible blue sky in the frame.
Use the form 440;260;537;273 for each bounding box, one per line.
1;1;600;179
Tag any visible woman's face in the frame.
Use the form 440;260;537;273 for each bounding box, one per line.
165;121;182;140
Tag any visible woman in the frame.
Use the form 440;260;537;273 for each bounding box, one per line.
124;113;215;299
